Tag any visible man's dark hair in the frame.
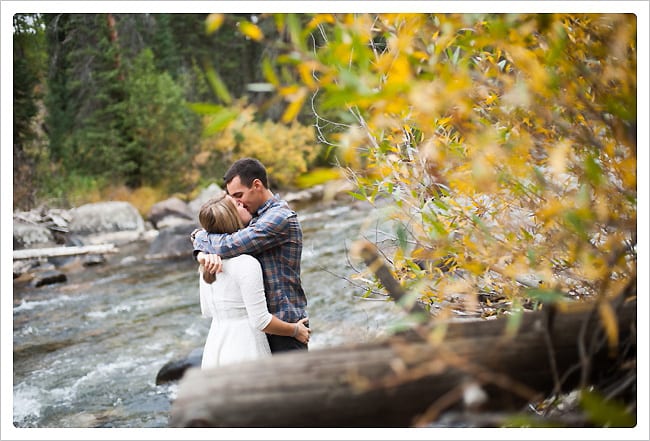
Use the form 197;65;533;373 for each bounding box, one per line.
224;157;269;188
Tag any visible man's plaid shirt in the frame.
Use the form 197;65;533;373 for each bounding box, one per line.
192;195;307;323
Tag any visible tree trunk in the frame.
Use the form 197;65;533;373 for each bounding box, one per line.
169;297;636;427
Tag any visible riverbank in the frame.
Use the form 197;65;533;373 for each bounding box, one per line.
12;179;356;287
12;195;402;428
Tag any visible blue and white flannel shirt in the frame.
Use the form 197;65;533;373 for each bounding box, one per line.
192;195;307;323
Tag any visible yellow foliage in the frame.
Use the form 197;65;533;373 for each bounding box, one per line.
199;116;319;188
264;12;637;312
99;185;167;216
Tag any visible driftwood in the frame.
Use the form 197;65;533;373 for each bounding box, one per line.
13;243;118;260
169;297;635;427
169;241;636;428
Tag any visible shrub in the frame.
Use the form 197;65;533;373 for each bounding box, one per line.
198;113;320;188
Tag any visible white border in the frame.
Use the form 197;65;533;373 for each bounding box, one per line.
2;2;648;440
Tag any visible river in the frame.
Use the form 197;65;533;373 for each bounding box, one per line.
12;198;407;428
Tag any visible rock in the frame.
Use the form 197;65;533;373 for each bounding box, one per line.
13;221;55;250
32;270;67;287
155;215;196;230
147;197;193;229
82;254;106;266
120;256;138;266
13;260;40;279
156;348;203;385
78;230;145;246
44;209;71;228
145;221;198;260
188;183;224;217
69;201;145;237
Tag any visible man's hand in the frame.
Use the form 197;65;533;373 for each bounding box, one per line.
190;228;202;242
197;251;223;274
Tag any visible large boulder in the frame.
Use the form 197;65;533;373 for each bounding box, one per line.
188;183;224;218
68;201;146;245
147;197;193;229
145;220;198;260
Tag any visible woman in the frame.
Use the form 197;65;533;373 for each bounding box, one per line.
196;194;310;369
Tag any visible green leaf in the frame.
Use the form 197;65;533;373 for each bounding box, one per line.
563;210;589;240
396;223;408;251
524;288;565;305
202;109;238;137
349;190;368;201
584;154;603;186
505;307;523;337
286;14;306;52
580;389;635;427
203;64;232;105
187;102;226;115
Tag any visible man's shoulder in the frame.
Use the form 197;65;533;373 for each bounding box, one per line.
261;197;297;219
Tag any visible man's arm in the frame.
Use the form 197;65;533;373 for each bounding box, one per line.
192;211;293;258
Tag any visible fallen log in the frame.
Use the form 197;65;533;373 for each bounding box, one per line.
13;243;118;260
169;296;636;427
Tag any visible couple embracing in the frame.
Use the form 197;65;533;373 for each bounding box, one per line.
191;157;311;369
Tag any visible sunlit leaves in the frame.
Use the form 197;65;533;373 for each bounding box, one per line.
262;12;636;319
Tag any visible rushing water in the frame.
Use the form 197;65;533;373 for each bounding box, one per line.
12;199;406;428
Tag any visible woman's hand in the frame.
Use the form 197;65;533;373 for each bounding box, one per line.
294;318;311;344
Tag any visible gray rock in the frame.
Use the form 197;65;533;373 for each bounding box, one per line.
145;221;198;260
147;197;193;229
69;201;145;236
188;183;224;217
155;215;196;230
13;221;55;249
156;348;203;385
32;269;67;287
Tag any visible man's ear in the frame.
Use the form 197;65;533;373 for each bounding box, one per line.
252;178;263;190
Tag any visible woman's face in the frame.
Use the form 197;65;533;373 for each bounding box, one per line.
228;195;252;225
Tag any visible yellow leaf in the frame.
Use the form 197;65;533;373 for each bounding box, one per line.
484;93;498;106
298;61;320;89
262;58;280;87
386;55;412;85
281;88;307;123
598;301;619;355
239;21;264;41
205;14;224;35
279;85;300;97
306;13;335;31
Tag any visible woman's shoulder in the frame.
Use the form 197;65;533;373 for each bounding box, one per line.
225;254;262;269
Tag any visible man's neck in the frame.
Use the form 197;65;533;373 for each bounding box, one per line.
262;189;275;202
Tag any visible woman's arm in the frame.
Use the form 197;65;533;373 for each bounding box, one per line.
237;255;311;344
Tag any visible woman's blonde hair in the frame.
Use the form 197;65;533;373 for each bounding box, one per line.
198;194;244;234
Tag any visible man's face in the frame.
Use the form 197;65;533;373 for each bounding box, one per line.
226;195;253;225
226;175;260;215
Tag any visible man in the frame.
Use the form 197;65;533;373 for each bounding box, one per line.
192;157;309;353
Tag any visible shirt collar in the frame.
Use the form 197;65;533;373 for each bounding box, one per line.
256;194;280;217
